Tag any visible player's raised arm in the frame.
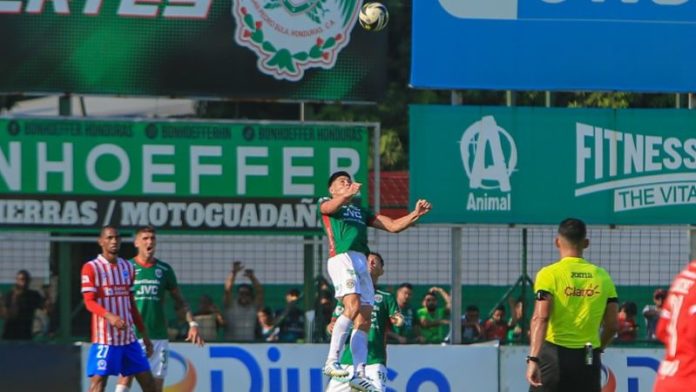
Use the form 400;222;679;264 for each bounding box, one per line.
370;199;432;233
320;181;361;215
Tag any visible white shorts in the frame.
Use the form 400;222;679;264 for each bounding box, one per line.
327;251;374;306
139;339;169;379
325;364;387;392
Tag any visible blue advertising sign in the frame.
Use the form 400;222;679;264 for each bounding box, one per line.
411;0;696;92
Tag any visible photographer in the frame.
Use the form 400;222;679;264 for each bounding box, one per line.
223;261;264;342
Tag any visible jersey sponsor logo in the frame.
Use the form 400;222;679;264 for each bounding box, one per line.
460;116;516;212
82;275;90;283
136;285;159;296
345;279;356;289
341;205;367;224
103;286;130;297
155;269;163;278
571;272;593;279
564;284;600;297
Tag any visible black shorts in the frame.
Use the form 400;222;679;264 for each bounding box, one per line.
530;341;602;392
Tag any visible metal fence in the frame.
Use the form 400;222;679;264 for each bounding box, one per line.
0;224;691;342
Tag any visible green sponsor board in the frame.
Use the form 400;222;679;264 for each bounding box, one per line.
0;0;385;101
0;118;368;232
410;105;696;225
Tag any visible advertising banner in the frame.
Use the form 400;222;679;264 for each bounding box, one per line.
501;345;662;392
0;117;368;233
411;0;696;92
80;343;500;392
410;105;696;225
0;0;385;101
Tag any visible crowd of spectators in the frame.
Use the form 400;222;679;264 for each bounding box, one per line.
0;266;671;345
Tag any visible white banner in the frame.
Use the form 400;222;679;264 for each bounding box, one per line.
80;342;499;392
500;346;663;392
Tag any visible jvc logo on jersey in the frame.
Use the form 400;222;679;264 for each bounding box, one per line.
438;0;695;22
341;205;365;224
459;116;516;212
136;285;159;296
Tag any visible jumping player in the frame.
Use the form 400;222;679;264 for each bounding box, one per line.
320;171;431;392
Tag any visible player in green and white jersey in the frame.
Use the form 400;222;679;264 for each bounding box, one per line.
326;252;403;392
116;226;204;392
320;171;430;392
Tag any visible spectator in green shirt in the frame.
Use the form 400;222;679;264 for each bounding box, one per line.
417;287;451;344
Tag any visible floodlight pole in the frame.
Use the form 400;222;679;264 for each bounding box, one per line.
449;90;463;345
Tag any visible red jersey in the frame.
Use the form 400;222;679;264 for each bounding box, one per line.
654;261;696;392
81;255;137;346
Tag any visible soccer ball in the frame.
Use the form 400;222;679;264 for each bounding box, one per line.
359;2;389;32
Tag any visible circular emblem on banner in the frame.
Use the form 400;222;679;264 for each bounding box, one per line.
155;269;163;278
7;121;20;136
145;124;158;139
345;279;355;289
243;126;255;141
232;0;360;81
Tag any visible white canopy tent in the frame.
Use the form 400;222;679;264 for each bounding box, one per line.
1;96;197;117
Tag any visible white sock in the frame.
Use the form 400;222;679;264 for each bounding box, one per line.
327;314;353;363
350;329;368;377
115;385;130;392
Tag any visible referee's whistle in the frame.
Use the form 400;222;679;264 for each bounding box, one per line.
584;343;593;366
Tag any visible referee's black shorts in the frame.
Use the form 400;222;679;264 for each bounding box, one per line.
529;341;602;392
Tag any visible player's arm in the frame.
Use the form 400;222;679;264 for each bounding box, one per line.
170;287;204;346
526;290;552;388
130;293;153;357
370;199;432;233
81;263;125;329
319;183;361;215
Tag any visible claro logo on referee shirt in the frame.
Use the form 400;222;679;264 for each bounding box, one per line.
564;285;600;297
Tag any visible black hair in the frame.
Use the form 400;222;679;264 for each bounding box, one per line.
100;225;119;237
466;304;480;313
558;218;587;246
327;171;352;187
620;301;638;317
398;282;413;290
369;252;384;266
287;288;301;297
17;269;31;284
495;304;506;313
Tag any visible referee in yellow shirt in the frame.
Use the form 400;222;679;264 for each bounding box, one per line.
526;218;619;392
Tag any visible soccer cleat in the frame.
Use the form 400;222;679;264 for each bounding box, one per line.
348;375;379;392
323;361;349;378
